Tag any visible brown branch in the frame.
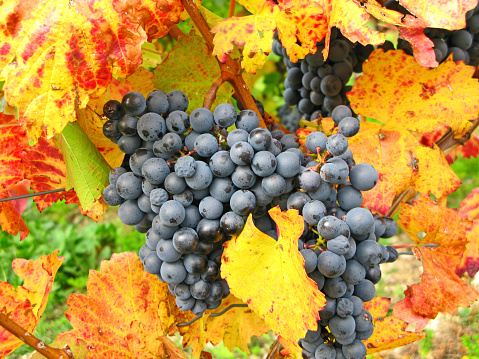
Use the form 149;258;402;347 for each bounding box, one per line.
385;116;479;217
203;76;226;110
168;25;185;41
228;0;236;17
0;312;73;359
180;0;266;127
266;339;286;359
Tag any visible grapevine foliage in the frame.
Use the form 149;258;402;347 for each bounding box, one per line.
0;0;479;358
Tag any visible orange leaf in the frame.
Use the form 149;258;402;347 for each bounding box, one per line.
0;0;183;140
456;188;479;277
64;252;186;359
0;186;29;240
221;207;325;346
347;122;461;215
363;297;425;354
0;251;64;357
348;50;479;137
394;196;478;329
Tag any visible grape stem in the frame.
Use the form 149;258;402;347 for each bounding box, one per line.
203;76;226;110
180;0;266;127
386;116;479;218
0;312;73;359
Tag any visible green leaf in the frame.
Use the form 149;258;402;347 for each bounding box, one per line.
58;122;111;210
153;31;234;112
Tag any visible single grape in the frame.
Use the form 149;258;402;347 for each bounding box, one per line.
166;90;189;112
172;227;199;254
185;161;213;190
156;239;182;262
194;133;218;157
122;91;146;116
199;196;224;220
190;107;215;133
159;200;186;226
175;156;196;178
143;252;163;274
236;110;260;132
214;103;237;127
160;260;187;284
209;151;235;177
142;157;170;185
118;134;142;154
317;251;346;278
349;163;378;191
103;184;124;206
230;190;256;216
146;90;169;114
118;115;139;136
103;100;125;120
166;110;190;134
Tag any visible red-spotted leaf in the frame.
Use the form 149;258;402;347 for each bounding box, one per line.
347;122;461;215
0;0;183;140
348;50;479;137
64;252;186;359
394;195;478;329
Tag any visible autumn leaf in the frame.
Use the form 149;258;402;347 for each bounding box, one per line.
393;195;478;330
362;297;425;353
221;207;325;346
58;122;111;212
154;31;235;111
456;188;479;277
0;251;64;357
347;122;461;215
348;50;479;137
63;252;186;359
211;0;328;73
204;295;270;354
0;0;183;140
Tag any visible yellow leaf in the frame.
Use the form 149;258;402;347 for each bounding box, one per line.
348;50;479;137
0;0;182;141
221;207;325;344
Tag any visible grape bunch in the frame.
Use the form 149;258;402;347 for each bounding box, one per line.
101;89;399;357
385;1;479;66
273;29;373;132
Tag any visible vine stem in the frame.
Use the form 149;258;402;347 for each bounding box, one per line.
228;0;236;17
180;0;266;127
385;116;479;217
203;76;226;110
168;24;184;41
0;313;73;359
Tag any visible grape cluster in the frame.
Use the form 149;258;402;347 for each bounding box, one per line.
250;105;398;359
101;90;399;355
385;1;479;66
273;29;373;132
